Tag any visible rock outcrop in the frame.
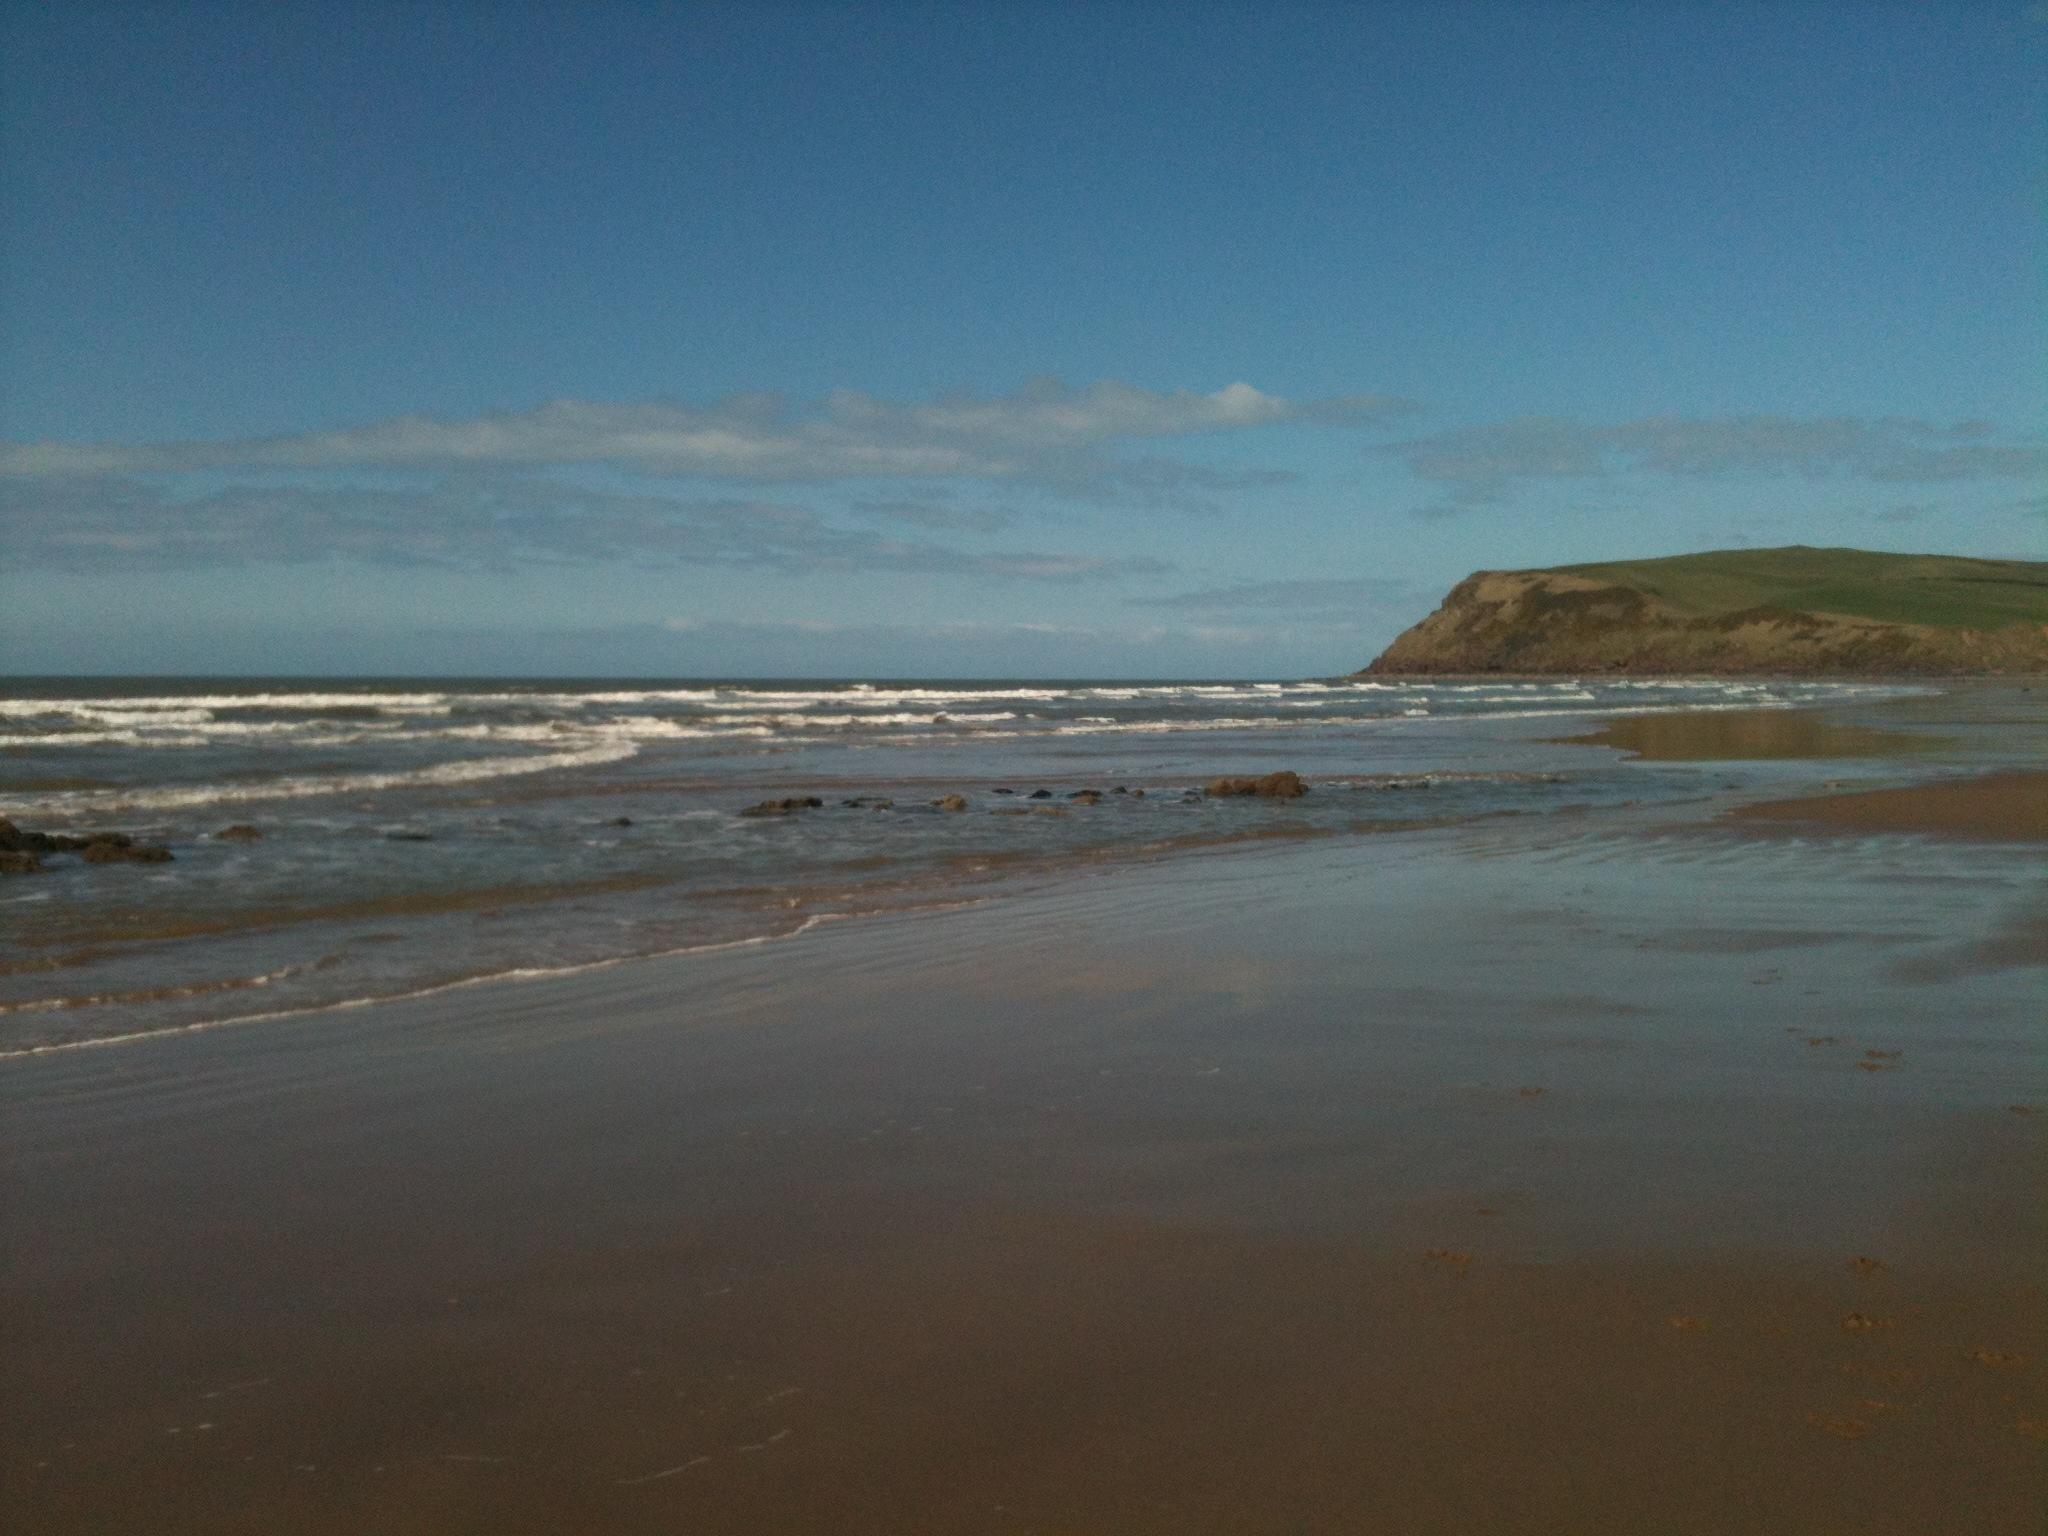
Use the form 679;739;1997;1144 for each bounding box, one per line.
1360;548;2048;676
1205;772;1307;798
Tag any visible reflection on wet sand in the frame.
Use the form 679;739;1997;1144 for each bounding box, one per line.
4;699;2044;1534
1554;706;1947;761
1730;769;2048;842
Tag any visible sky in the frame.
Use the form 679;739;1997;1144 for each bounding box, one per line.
2;0;2042;679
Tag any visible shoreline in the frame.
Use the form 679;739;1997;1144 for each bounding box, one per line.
4;682;2044;1533
6;679;2038;1057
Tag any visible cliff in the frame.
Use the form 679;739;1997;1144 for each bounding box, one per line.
1360;547;2048;676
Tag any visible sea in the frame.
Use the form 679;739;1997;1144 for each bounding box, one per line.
0;674;1933;1054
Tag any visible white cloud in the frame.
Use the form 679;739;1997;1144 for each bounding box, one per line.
1391;413;2047;507
0;475;1168;580
0;380;1415;483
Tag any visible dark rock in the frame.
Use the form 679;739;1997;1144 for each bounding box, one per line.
214;824;265;841
738;797;824;818
934;794;969;812
1205;771;1307;799
0;818;95;853
1113;786;1129;795
14;823;164;855
0;849;43;875
607;816;634;827
1068;790;1102;804
1130;789;1146;798
384;829;435;841
1027;789;1053;799
83;841;172;864
993;787;1015;796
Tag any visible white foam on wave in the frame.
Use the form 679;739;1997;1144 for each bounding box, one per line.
0;739;643;817
0;912;846;1061
0;692;453;715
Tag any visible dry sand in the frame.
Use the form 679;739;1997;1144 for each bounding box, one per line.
4;736;2044;1534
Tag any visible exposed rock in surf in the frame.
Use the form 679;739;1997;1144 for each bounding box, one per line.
738;797;825;818
83;840;173;864
0;820;162;861
993;787;1015;795
215;824;266;841
1027;789;1053;799
1068;790;1102;804
1205;771;1307;799
606;816;633;827
384;829;435;841
0;818;90;854
934;794;970;812
0;849;43;874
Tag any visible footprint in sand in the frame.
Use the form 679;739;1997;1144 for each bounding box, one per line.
2017;1419;2048;1442
1839;1363;1919;1387
1847;1256;1889;1276
1667;1316;1708;1333
1806;1413;1869;1440
1969;1350;2027;1370
1855;1060;1896;1073
1805;1035;1839;1047
1842;1312;1897;1332
2010;1105;2037;1117
1517;1086;1546;1099
1422;1249;1472;1267
1864;1049;1901;1061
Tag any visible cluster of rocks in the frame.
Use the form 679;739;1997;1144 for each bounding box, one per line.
0;817;174;874
739;796;828;818
734;776;1310;820
1203;771;1307;798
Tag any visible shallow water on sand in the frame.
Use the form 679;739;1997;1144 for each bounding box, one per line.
4;772;2041;1535
0;674;1993;1048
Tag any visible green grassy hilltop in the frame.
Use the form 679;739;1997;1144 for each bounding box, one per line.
1363;547;2048;676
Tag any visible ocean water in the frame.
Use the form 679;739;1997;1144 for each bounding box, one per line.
0;674;1931;1052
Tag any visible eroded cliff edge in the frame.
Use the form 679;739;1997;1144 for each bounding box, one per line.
1359;547;2048;676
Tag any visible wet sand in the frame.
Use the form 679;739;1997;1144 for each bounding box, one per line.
1730;769;2048;842
1553;706;1946;761
4;776;2045;1531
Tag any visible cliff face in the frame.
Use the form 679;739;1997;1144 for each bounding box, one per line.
1361;551;2048;676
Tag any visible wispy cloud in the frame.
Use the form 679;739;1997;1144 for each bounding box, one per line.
0;380;1416;484
1391;414;2047;514
1133;576;1416;616
848;497;1013;533
1;475;1165;580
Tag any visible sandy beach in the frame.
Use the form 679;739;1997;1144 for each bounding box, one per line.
4;689;2045;1534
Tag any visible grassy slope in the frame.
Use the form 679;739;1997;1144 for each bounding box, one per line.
1544;546;2048;631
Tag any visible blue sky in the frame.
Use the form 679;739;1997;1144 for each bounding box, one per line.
3;1;2042;677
